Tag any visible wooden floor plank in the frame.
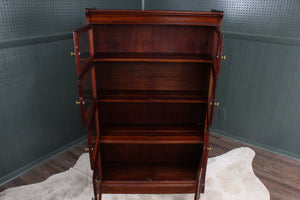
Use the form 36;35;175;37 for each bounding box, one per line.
0;136;299;200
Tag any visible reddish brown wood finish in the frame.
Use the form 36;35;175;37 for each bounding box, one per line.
98;103;206;124
94;25;214;54
91;124;204;144
95;62;210;91
93;53;213;63
73;10;223;200
101;180;196;194
98;90;209;103
85;9;223;26
101;144;202;162
102;162;199;181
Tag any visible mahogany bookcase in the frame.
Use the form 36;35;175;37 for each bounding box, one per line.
72;9;224;200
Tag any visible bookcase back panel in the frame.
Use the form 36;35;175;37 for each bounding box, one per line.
95;62;210;91
99;102;206;124
94;24;214;55
101;144;202;162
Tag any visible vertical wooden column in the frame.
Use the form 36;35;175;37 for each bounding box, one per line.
90;26;103;200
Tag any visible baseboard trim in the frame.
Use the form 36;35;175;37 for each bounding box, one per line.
211;128;300;161
0;135;87;186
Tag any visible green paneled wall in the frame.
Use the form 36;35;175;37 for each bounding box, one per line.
211;0;300;38
0;39;84;180
145;0;210;11
211;0;300;159
212;37;300;159
0;0;141;40
0;0;140;185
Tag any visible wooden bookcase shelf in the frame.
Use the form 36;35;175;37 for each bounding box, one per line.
90;124;204;144
73;9;224;200
101;180;197;194
93;53;213;63
98;90;209;103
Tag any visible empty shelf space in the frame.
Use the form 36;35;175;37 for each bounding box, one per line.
93;53;213;63
91;124;204;144
98;90;208;103
102;161;198;181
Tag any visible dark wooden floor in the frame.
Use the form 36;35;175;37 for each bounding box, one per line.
0;134;299;200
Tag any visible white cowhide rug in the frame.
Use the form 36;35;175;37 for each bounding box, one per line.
0;147;270;200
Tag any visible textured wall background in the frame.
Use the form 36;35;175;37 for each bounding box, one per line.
210;0;300;159
212;0;300;38
0;0;140;184
145;0;211;11
0;0;141;40
0;40;83;179
1;0;300;185
213;39;300;158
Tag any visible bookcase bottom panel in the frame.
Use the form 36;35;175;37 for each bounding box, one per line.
100;180;199;194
